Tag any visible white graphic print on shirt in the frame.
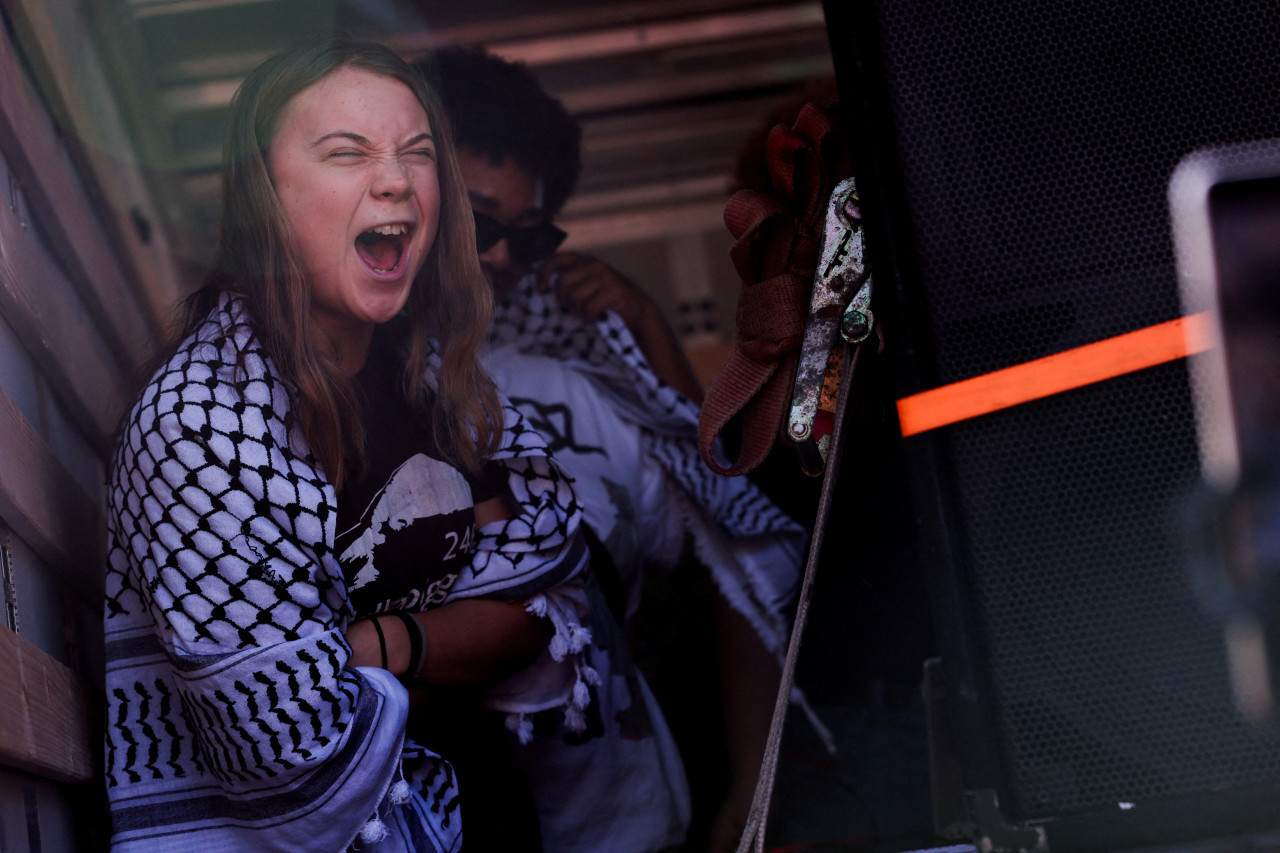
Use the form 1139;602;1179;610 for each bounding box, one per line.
339;453;475;592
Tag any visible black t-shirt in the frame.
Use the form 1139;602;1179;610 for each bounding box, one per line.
336;337;503;616
336;336;543;851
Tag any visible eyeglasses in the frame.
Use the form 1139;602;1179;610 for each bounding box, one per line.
471;209;567;267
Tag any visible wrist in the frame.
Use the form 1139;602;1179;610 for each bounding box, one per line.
627;301;671;352
387;611;429;681
374;616;390;669
635;297;664;332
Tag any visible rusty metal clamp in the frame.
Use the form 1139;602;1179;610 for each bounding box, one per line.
786;177;873;473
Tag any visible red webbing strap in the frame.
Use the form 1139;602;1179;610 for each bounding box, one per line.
896;312;1216;436
699;101;851;475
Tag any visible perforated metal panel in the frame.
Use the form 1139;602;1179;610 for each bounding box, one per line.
837;0;1280;829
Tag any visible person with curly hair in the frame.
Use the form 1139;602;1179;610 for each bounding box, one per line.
423;45;807;853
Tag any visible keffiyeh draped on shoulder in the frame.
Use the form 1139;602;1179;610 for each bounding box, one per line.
489;274;806;661
104;296;589;852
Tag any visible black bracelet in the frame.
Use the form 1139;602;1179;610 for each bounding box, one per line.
389;611;428;680
370;615;389;670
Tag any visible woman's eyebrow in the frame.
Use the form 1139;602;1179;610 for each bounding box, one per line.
312;131;373;147
309;131;433;148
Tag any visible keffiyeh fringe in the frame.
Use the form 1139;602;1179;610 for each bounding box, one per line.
490;274;827;746
493;586;601;744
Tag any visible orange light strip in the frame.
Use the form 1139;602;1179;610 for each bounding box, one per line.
896;312;1216;437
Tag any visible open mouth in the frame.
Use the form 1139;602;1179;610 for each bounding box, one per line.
355;223;411;274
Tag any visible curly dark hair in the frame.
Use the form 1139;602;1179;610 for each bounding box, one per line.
421;46;582;218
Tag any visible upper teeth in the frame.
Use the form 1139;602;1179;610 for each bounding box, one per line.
371;224;407;236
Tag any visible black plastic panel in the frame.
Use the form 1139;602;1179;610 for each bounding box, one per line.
824;0;1280;840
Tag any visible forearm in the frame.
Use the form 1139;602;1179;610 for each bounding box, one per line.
710;593;781;850
716;592;779;790
349;598;548;685
632;301;705;404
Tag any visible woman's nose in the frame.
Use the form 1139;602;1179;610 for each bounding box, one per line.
373;159;413;199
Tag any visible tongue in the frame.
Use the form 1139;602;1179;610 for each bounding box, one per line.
356;233;400;272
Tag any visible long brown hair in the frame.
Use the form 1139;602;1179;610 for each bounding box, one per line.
184;37;501;488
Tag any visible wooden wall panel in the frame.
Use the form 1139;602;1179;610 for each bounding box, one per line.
0;0;166;819
2;0;185;325
0;381;104;599
0;190;128;455
0;26;164;381
0;625;96;783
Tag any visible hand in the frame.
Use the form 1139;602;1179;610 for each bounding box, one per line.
537;252;655;329
538;250;704;402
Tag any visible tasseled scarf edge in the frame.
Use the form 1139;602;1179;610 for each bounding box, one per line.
502;592;600;744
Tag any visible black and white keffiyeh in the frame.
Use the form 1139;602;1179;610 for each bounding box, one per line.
489;273;807;662
104;296;591;852
484;274;816;852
